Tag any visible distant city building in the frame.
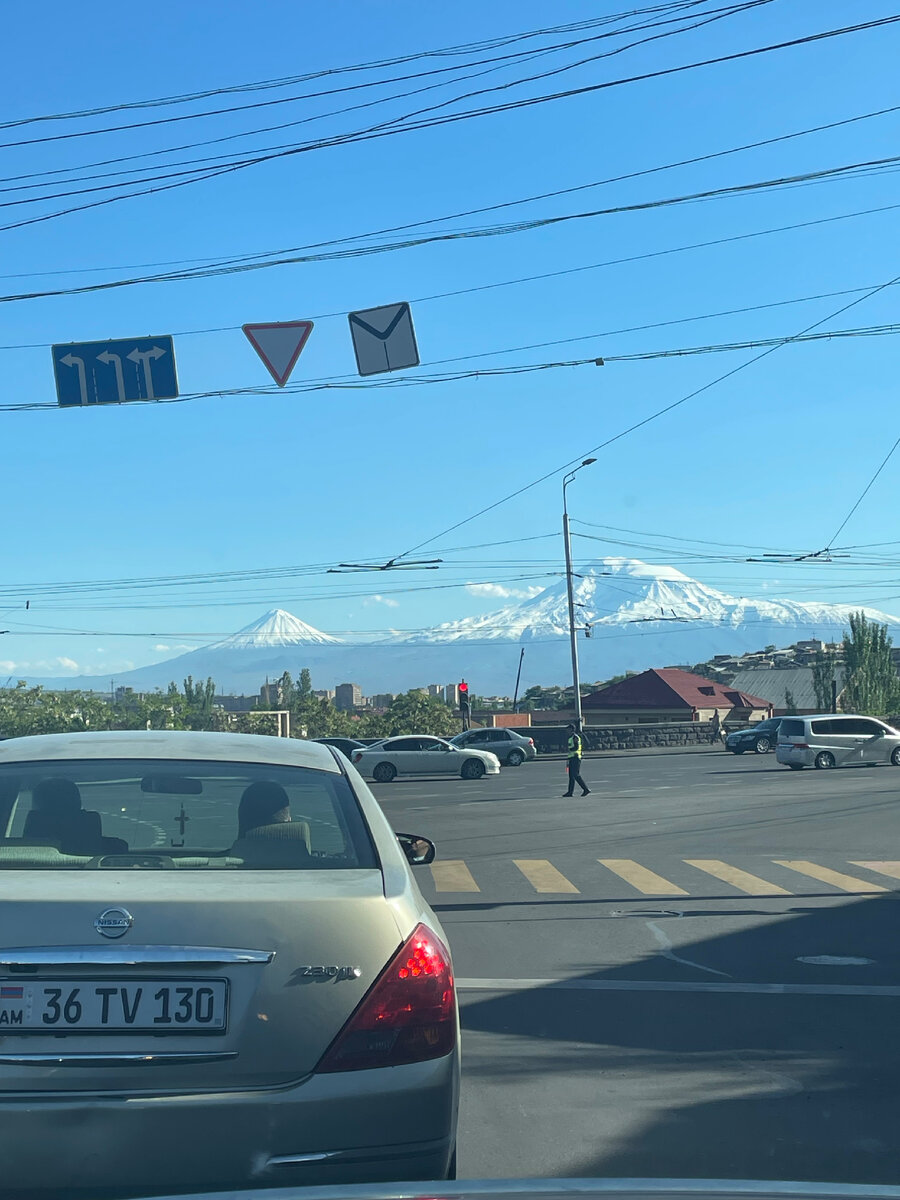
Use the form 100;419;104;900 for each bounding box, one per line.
426;684;444;698
444;684;459;707
370;693;394;709
335;682;362;711
313;689;335;702
214;694;257;713
259;679;284;706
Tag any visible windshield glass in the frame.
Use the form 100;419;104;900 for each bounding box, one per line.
0;759;376;870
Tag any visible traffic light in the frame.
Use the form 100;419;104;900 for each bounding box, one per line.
458;680;470;731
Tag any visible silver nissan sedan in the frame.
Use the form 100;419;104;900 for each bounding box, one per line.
0;730;459;1195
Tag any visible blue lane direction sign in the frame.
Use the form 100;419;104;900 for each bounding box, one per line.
52;336;178;406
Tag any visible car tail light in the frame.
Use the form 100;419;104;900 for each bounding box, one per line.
528;738;534;746
352;751;363;764
793;743;809;749
316;924;456;1073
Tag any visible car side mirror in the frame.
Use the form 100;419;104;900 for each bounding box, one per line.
396;832;436;866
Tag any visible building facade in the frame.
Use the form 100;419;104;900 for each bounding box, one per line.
334;682;363;711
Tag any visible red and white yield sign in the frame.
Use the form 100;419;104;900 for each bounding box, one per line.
242;320;314;387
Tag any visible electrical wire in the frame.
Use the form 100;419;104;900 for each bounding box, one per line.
827;432;900;547
0;3;714;135
394;272;900;559
3;97;894;286
0;277;889;355
0;13;892;236
2;168;899;308
4;318;900;415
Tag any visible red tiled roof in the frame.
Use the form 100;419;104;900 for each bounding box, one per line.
582;668;770;710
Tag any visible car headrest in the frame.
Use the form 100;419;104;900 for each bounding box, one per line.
237;782;291;836
32;778;82;816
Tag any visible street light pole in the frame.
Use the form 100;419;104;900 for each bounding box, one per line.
562;458;596;731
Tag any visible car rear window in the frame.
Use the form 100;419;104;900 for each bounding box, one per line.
778;719;805;737
0;759;377;871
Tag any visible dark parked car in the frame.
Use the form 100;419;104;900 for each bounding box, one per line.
725;717;782;755
313;737;367;760
450;727;536;766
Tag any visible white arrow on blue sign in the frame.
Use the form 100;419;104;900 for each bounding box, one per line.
52;336;178;406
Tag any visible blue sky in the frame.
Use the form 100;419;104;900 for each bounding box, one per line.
1;0;899;680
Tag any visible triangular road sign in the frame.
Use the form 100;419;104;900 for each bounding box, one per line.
242;320;314;387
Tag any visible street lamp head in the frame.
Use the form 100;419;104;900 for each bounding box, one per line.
582;458;597;466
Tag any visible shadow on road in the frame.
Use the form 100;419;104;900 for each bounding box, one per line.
459;892;900;1183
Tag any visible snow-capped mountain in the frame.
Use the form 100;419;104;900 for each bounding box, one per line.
206;609;341;650
26;559;900;695
398;557;900;645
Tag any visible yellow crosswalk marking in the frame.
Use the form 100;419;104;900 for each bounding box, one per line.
684;859;791;896
429;860;480;892
773;860;888;893
514;859;579;894
599;859;687;896
849;861;900;884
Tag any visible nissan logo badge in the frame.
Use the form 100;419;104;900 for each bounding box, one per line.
94;907;134;939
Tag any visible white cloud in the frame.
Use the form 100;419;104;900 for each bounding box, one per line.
0;660;16;672
466;583;544;600
56;657;80;672
154;644;170;652
363;594;399;608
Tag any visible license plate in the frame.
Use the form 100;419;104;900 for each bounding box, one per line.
0;978;228;1033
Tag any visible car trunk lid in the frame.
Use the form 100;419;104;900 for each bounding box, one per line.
0;870;400;1094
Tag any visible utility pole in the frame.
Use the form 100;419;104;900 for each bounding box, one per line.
563;458;596;731
512;647;525;714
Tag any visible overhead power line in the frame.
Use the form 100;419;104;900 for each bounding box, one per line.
1;98;896;286
5;275;897;356
0;3;716;133
2;319;899;415
2;156;898;304
394;272;900;558
0;1;766;237
826;433;900;548
0;12;892;236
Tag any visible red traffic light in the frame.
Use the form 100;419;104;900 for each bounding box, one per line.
458;681;468;695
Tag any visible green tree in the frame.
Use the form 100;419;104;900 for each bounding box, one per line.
161;677;225;731
840;612;900;715
278;671;295;708
0;683;113;737
812;647;837;712
298;668;313;700
783;689;798;715
382;691;458;737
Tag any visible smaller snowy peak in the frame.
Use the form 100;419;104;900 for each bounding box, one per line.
208;609;342;650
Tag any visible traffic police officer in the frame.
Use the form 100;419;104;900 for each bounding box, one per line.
564;723;591;797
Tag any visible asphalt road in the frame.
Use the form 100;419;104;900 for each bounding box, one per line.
371;751;900;1185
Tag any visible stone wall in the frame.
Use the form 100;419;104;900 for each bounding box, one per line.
507;722;717;754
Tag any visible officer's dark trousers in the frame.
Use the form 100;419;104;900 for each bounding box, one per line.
565;756;587;795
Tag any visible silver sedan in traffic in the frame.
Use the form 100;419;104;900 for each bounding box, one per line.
352;735;501;783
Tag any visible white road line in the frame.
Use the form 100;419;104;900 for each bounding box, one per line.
456;977;900;997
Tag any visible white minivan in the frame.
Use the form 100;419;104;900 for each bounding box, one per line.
776;714;900;770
